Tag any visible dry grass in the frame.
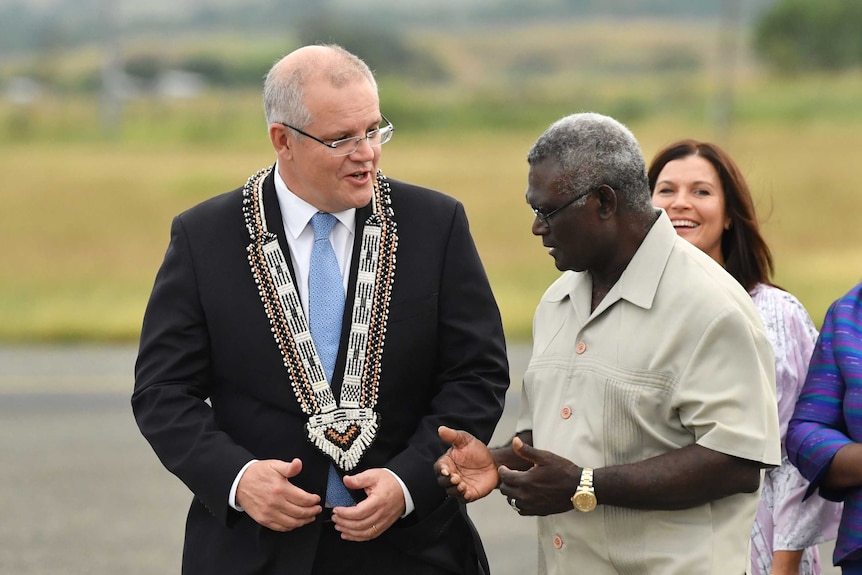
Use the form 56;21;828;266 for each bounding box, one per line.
3;118;859;342
2;17;860;341
389;123;862;336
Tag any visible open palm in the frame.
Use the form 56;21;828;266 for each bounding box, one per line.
435;426;499;502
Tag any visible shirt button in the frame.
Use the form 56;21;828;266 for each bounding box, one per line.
561;406;572;419
553;535;563;549
576;341;587;354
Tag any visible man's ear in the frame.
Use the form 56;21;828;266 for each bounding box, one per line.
595;184;618;220
269;123;293;159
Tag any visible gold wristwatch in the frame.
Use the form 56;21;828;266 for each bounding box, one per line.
571;467;597;512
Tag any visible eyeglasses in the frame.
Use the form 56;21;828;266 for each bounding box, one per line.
531;188;594;227
280;115;394;157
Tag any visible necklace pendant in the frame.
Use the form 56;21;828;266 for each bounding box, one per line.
307;408;380;471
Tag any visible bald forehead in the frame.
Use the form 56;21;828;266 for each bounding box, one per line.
278;45;337;72
275;45;371;89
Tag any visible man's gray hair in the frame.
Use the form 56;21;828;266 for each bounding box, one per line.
527;112;652;211
263;44;378;128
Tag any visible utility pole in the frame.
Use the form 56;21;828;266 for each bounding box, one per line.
713;0;741;142
100;0;123;136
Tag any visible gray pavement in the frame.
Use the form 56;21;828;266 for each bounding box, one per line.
0;344;535;575
0;344;839;574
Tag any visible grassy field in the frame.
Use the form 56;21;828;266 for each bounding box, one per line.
1;117;860;342
2;18;861;342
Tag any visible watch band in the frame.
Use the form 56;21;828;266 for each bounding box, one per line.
571;466;597;512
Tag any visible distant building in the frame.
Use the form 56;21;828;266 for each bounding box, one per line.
155;70;206;100
4;77;42;105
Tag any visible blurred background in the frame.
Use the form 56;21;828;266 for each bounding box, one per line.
0;1;858;573
1;0;861;343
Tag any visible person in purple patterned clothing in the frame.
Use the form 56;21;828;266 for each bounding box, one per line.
649;139;841;575
788;281;862;574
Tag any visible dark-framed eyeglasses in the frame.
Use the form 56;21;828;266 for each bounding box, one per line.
279;115;394;157
531;188;594;227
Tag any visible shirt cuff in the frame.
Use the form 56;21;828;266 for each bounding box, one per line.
384;468;415;517
229;460;258;512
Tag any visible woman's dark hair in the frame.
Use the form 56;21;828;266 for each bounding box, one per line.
647;139;774;292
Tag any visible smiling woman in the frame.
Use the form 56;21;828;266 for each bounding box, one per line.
649;140;763;290
648;139;843;575
650;154;729;265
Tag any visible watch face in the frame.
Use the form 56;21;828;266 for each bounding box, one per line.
573;490;597;512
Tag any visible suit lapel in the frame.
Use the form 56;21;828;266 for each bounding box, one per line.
344;202;372;308
260;168;299;288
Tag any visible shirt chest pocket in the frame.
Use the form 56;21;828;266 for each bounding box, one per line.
527;361;684;467
594;371;689;466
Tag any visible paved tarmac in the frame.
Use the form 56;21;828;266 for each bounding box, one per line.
0;344;535;575
0;344;839;574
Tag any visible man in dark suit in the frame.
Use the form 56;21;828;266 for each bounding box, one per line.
132;44;509;575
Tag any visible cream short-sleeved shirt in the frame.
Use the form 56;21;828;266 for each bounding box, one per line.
517;211;780;575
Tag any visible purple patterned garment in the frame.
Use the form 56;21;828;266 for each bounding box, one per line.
750;284;842;575
787;281;862;568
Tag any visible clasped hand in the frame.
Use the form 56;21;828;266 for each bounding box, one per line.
237;459;405;540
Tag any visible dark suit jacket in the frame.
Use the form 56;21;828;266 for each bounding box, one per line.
132;169;509;575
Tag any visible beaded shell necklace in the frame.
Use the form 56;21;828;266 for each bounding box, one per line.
242;166;398;471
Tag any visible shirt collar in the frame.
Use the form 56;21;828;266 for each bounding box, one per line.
545;208;674;313
614;208;675;310
272;162;356;238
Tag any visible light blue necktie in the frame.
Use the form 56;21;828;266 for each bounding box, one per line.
308;212;355;507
